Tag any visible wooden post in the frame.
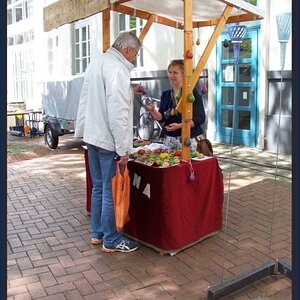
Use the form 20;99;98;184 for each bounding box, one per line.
181;0;193;161
139;14;155;42
102;8;110;52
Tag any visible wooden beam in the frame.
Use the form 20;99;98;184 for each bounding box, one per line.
181;0;194;161
176;5;232;120
219;0;265;19
176;6;232;126
111;4;184;29
112;0;132;4
102;8;110;52
193;12;263;28
191;5;233;89
139;14;156;43
43;0;110;32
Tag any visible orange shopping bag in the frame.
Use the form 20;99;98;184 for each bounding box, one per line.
112;164;130;231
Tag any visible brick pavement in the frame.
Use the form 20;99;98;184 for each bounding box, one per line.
7;135;292;299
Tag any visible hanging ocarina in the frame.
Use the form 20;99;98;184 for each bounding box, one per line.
200;85;207;95
185;138;191;147
189;170;195;182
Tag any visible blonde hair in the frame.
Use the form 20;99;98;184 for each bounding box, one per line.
168;59;184;73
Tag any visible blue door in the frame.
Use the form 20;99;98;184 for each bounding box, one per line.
215;26;259;147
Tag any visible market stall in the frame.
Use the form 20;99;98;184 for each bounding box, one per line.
44;0;264;161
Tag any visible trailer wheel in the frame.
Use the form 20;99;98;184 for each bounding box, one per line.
45;125;59;149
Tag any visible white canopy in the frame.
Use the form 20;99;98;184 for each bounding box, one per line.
109;0;264;25
43;0;264;32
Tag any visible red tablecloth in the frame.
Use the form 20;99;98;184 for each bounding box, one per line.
84;151;224;254
124;158;224;254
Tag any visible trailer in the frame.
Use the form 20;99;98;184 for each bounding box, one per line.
41;75;84;149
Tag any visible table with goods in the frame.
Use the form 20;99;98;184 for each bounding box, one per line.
84;140;224;255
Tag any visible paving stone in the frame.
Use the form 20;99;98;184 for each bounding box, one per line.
7;135;292;300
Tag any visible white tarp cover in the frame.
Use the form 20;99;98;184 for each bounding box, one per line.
42;75;84;120
110;0;264;24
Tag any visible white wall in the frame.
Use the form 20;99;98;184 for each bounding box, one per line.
256;0;292;149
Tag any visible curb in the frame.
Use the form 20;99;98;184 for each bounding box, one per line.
7;145;50;163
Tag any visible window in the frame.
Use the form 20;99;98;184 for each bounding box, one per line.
7;8;13;25
118;14;144;67
7;0;32;25
10;48;34;101
7;0;35;103
74;24;91;74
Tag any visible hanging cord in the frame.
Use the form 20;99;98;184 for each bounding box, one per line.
266;68;284;263
220;65;238;284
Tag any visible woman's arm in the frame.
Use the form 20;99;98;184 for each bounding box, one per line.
146;103;163;121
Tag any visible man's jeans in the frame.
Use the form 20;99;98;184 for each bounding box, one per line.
86;144;123;247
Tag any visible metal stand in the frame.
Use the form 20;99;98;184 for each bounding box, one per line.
207;260;292;299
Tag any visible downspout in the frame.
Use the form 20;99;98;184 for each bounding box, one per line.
262;0;271;150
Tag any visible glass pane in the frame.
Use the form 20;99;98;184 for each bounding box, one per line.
8;36;14;45
222;87;234;105
48;38;53;49
75;29;79;43
130;16;136;29
119;14;125;31
82;42;86;56
75;59;80;73
238;64;251;82
28;0;34;17
29;29;34;41
24;1;28;18
75;44;79;58
24;31;29;42
82;27;86;41
240;38;251;59
221;41;233;60
244;0;257;5
238;111;250;130
221;109;233;128
7;8;12;25
15;5;23;22
82;58;87;72
87;25;90;39
238;87;251;106
222;64;235;82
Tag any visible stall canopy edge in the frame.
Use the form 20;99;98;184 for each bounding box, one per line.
43;0;264;32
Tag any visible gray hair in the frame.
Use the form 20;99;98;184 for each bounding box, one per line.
112;31;142;50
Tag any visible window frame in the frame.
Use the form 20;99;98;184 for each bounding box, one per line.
117;13;145;68
74;21;91;75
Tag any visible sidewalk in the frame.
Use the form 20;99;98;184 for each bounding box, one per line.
7;134;292;299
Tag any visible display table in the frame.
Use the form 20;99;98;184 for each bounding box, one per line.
84;150;224;255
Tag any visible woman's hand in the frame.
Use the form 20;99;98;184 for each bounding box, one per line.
145;103;156;113
165;123;181;132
